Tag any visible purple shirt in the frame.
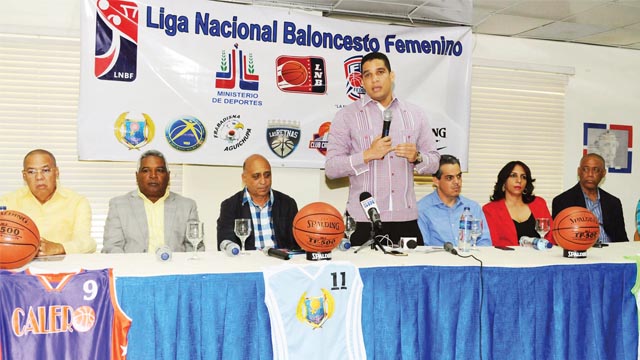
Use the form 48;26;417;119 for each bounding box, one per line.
325;95;439;222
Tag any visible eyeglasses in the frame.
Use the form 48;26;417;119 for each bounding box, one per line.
23;168;55;177
580;166;604;174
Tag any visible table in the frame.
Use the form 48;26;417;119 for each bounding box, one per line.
29;243;640;359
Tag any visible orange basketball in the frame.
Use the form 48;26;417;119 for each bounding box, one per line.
552;206;600;251
293;202;345;253
0;210;40;269
281;61;308;86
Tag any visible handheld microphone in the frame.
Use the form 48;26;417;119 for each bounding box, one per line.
382;109;392;137
263;247;292;260
444;242;458;256
359;192;383;232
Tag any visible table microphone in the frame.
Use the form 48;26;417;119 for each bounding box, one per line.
359;192;383;232
263;247;292;260
444;242;458;256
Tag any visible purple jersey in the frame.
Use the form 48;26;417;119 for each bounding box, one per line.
0;268;131;360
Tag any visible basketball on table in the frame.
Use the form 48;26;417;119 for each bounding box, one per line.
552;206;600;251
0;210;40;269
293;202;345;253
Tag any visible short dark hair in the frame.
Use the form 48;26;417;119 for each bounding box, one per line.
137;149;168;171
433;154;460;179
360;52;391;73
490;160;536;203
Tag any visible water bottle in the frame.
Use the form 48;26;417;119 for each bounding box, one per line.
0;206;6;212
220;239;240;256
337;238;351;251
519;236;553;250
458;207;472;252
155;245;172;261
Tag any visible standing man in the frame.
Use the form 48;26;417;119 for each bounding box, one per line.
552;153;628;243
417;155;491;247
0;149;96;255
217;154;299;250
102;150;201;253
325;52;440;246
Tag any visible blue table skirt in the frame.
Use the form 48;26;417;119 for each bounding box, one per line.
116;263;638;360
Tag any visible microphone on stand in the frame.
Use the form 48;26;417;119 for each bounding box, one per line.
444;242;458;256
382;109;392;138
263;247;292;260
359;192;383;232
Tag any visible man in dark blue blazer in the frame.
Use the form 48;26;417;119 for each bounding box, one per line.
552;153;628;243
217;154;299;251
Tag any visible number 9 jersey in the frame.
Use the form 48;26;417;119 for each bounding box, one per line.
0;268;131;359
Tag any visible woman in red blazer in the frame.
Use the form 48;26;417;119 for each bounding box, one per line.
482;161;554;247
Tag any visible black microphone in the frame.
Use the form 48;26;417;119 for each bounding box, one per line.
382;109;392;137
359;192;383;232
263;247;292;260
444;242;458;255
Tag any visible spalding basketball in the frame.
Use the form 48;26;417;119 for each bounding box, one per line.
281;61;308;86
293;202;345;253
552;206;600;251
0;210;40;269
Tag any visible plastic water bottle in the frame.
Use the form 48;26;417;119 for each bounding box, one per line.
0;206;6;212
337;238;351;251
458;207;472;252
155;245;172;261
220;240;240;257
519;236;553;250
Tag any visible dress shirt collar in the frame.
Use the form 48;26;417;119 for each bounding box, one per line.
242;188;274;209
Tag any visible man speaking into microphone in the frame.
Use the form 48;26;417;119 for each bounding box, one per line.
325;52;440;246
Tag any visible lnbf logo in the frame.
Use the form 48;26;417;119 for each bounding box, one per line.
94;0;138;81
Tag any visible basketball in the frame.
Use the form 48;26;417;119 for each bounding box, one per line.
552;206;600;251
281;61;308;86
0;210;40;269
293;202;345;253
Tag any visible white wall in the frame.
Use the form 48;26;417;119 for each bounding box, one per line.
3;1;639;241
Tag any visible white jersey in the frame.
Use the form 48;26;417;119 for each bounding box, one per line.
263;261;366;360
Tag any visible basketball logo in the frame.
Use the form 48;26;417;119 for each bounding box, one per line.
267;120;301;159
72;306;96;332
280;61;308;86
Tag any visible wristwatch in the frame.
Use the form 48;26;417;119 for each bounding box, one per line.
412;151;423;165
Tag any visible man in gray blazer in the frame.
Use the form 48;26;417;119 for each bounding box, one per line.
102;150;202;253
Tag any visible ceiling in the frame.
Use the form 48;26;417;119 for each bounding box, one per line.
221;0;640;50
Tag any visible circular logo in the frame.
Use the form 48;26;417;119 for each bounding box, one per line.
165;116;206;151
71;306;96;332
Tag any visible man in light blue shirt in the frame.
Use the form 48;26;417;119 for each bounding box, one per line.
417;155;491;247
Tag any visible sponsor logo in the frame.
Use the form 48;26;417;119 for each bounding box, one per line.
212;114;252;151
165;116;206;151
432;127;447;151
12;305;96;336
114;112;155;150
308;121;331;156
276;56;326;94
215;44;259;91
94;0;138;81
267;120;301;158
343;55;365;101
296;289;335;329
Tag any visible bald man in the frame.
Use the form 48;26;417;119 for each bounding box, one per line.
216;154;299;251
0;149;96;255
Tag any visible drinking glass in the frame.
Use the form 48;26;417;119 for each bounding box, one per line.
535;218;551;238
469;218;483;249
186;220;203;260
344;214;356;241
234;219;252;255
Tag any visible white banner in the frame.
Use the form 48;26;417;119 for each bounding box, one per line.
78;0;472;169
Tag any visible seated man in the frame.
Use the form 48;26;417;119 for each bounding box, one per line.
102;150;201;253
0;149;96;255
552;153;628;243
217;154;299;250
417;155;491;247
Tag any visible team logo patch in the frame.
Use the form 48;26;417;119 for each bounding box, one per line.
94;0;138;81
215;44;259;91
114;112;155;150
308;122;331;156
276;56;326;94
267;120;301;158
165;116;206;151
11;305;96;335
212;114;252;151
296;289;335;329
343;55;365;101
